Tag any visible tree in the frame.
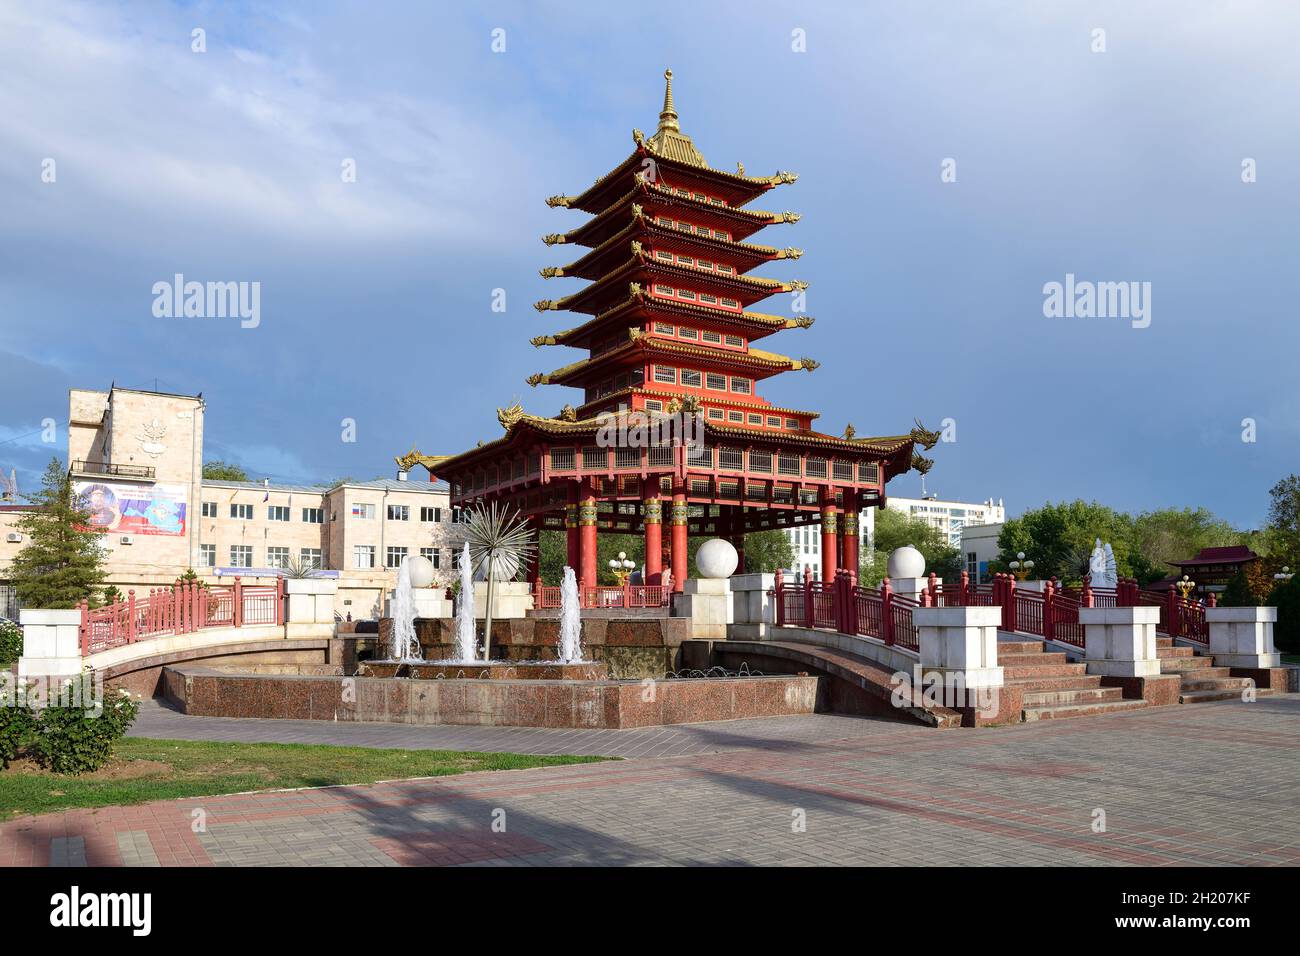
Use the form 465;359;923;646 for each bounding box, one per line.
1219;570;1256;607
742;530;794;573
874;508;960;576
202;460;248;481
995;501;1135;585
1266;475;1300;565
10;458;108;609
1268;577;1300;654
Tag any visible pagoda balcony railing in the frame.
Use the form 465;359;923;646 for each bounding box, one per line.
452;444;884;502
71;459;156;480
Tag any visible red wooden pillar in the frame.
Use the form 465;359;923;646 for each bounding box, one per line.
233;577;244;628
803;566;814;629
79;600;89;656
127;590;136;643
669;482;688;593
881;577;894;645
1043;578;1056;641
733;531;746;575
643;489;663;586
959;570;970;606
1165;588;1178;637
565;484;580;573
841;504;859;576
819;489;838;584
578;479;598;591
774;568;786;627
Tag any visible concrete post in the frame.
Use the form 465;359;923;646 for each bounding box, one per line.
1206;606;1280;669
1080;606;1161;677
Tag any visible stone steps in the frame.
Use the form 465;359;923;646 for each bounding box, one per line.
1156;636;1174;649
1159;656;1219;672
1022;686;1125;707
1021;699;1149;721
1002;662;1088;679
1178;687;1273;704
1156;646;1193;659
1004;674;1106;692
998;651;1069;666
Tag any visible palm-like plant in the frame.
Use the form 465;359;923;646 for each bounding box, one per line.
458;502;536;660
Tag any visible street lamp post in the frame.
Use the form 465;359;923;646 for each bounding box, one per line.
1008;552;1035;582
1175;574;1197;601
608;551;636;586
1275;566;1294;584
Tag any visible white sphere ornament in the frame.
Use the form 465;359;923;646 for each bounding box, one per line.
887;545;925;579
696;538;739;579
406;555;435;589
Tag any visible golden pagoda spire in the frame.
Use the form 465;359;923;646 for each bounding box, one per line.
658;68;679;134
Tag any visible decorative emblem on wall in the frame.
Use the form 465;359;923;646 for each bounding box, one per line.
139;418;167;458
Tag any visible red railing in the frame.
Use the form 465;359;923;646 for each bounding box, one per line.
79;577;285;656
532;581;670;610
1113;577;1211;643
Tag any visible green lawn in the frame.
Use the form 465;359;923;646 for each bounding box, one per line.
0;737;610;819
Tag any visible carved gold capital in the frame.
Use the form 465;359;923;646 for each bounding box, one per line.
670;501;689;525
644;498;662;523
578;502;599;526
842;512;858;535
821;512;837;534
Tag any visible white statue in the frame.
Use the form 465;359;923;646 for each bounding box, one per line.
1088;538;1118;589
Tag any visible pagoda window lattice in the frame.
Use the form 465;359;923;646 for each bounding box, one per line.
687;444;713;468
581;446;605;470
778;453;801;477
718;447;744;471
749;450;773;474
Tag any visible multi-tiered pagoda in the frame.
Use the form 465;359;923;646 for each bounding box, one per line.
399;70;934;593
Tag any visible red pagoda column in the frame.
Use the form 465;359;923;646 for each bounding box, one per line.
578;478;598;590
670;482;688;592
733;532;746;574
842;496;859;577
643;486;663;586
565;484;579;572
820;489;838;584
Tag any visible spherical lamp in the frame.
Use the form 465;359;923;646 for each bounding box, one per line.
406;555;435;589
887;545;925;580
695;538;739;579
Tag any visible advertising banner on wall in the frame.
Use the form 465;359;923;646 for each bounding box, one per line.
74;481;188;536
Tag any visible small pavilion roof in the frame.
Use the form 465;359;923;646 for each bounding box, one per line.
1169;546;1260;568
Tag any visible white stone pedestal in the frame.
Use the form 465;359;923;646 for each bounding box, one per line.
729;573;775;636
17;608;83;678
1081;606;1161;677
890;576;928;602
913;605;1004;689
287;578;338;625
383;587;452;621
678;578;733;640
472;581;533;619
1206;606;1280;668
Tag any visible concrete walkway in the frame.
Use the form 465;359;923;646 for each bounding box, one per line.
4;695;1299;866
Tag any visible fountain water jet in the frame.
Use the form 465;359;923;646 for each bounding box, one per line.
558;565;584;663
453;541;477;662
388;557;422;662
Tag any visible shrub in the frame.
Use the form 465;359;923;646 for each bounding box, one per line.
1269;577;1300;655
1219;570;1257;608
30;677;139;775
0;698;35;769
0;620;22;668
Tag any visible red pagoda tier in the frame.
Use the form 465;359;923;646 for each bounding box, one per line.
397;70;936;592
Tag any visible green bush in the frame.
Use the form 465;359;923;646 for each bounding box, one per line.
1220;570;1257;608
1269;577;1300;655
0;701;35;769
0;620;22;668
30;678;139;775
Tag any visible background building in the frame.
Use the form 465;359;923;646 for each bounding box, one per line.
0;385;454;620
783;495;1005;580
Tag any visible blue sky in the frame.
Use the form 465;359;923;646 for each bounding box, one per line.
1;1;1296;526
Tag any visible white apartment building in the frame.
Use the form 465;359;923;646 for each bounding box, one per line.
0;385;456;621
782;495;1006;580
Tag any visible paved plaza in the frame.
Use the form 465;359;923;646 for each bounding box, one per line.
3;696;1299;866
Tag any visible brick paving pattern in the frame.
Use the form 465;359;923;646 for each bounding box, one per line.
3;695;1298;866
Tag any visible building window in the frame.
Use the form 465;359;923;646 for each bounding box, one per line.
724;334;743;347
766;416;781;427
680;369;702;387
702;330;722;344
302;507;323;524
230;503;253;520
354;545;375;569
730;377;752;395
653;322;674;334
201;501;217;518
747;413;763;425
387;504;410;521
644;399;664;412
678;327;698;340
786;418;799;429
230;545;253;568
386;546;409;568
351;502;375;519
267;547;290;569
420;547;441;569
420;506;441;522
706;372;726;390
300;548;322;570
653;365;676;384
268;505;290;522
727;410;744;423
199;544;216;567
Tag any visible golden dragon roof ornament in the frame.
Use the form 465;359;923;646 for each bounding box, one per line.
910;418;941;450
